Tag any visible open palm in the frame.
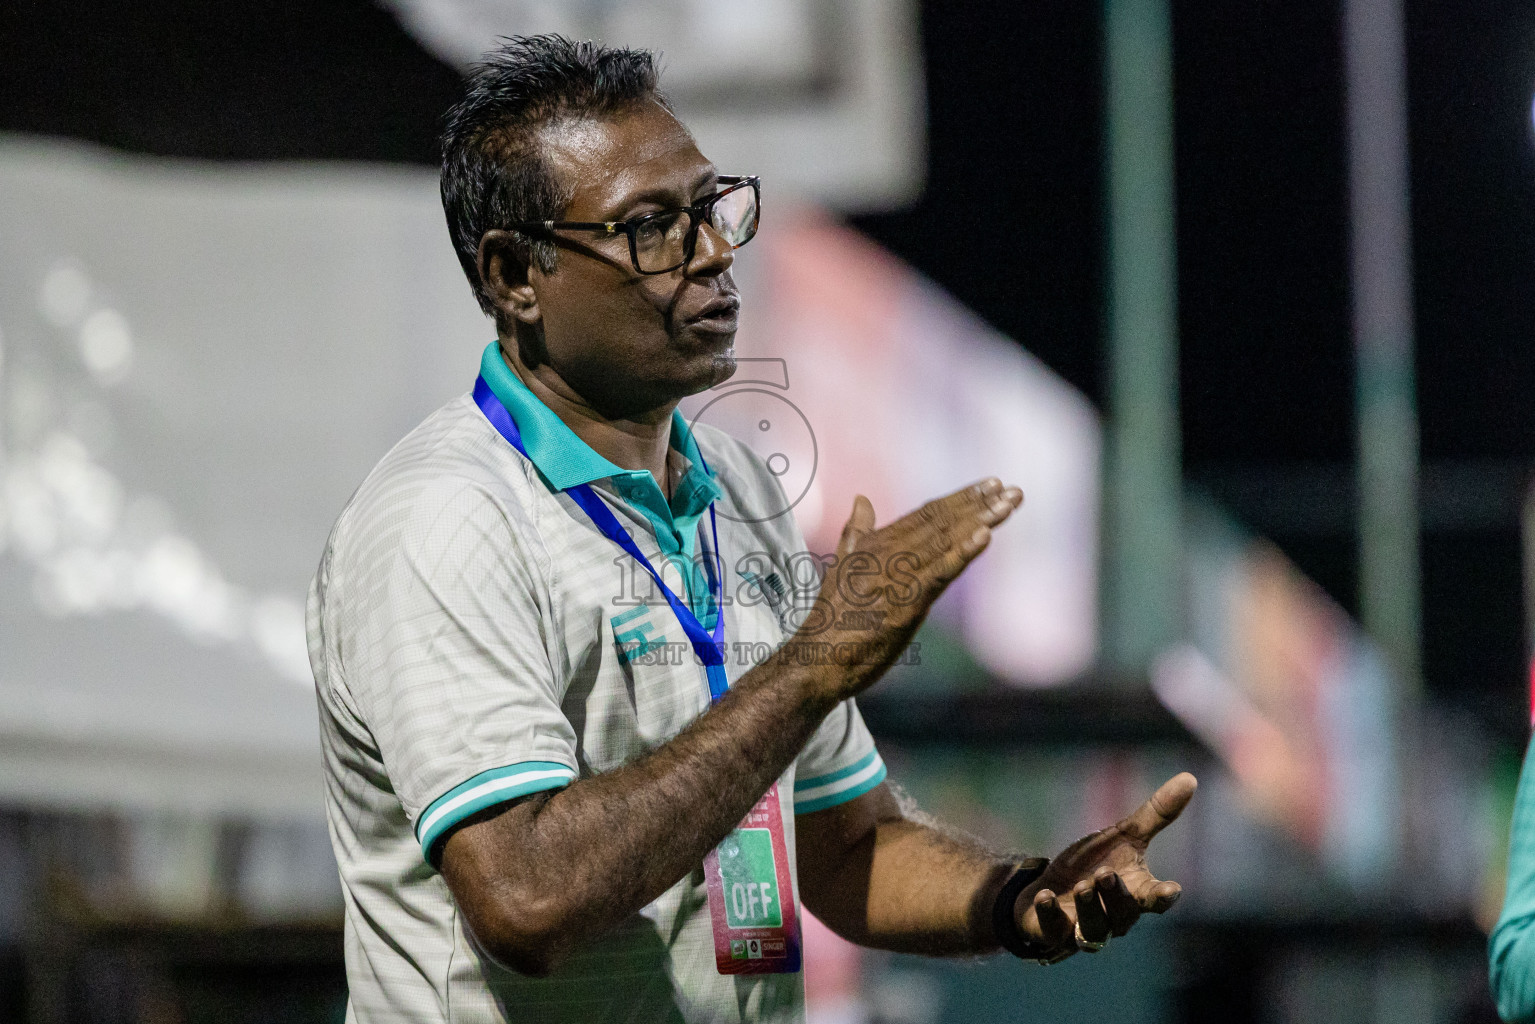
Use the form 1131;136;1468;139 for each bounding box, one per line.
1015;772;1198;959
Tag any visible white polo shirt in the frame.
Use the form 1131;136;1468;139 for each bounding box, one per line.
307;343;886;1024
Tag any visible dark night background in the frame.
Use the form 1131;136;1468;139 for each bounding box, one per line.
4;0;1533;740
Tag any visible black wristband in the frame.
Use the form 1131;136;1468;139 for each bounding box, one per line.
991;857;1057;962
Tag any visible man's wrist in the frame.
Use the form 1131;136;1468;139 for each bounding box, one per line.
991;858;1064;964
761;641;849;714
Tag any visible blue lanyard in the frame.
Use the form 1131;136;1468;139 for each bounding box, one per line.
473;376;729;702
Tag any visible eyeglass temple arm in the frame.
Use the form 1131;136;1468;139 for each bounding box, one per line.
507;220;621;233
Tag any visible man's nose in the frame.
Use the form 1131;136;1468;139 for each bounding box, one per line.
685;221;735;277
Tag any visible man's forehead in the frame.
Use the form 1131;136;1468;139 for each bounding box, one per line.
538;104;711;208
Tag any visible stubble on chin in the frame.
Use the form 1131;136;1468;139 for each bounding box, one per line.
705;349;738;389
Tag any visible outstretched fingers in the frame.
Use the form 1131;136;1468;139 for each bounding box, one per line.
1095;869;1142;937
1031;888;1074;950
1119;772;1198;843
1072;881;1111;945
1117;865;1184;915
823;480;1024;637
902;479;1024;574
958;479;1024;531
1143;879;1183;914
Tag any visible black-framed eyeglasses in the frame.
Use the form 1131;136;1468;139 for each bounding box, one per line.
509;175;760;275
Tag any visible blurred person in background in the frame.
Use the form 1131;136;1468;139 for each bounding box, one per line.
1492;735;1535;1020
306;35;1197;1023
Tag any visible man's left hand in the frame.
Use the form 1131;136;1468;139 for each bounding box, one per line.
1014;772;1198;960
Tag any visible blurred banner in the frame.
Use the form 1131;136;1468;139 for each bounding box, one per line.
1154;498;1400;889
380;0;926;211
1152;496;1494;912
0;137;485;817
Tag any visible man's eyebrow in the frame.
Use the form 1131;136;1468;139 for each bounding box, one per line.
610;168;719;216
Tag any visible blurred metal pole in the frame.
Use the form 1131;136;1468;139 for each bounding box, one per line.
1344;0;1422;697
1102;0;1181;676
1521;485;1535;717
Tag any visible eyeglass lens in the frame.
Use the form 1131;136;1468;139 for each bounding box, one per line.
631;184;758;272
710;185;758;248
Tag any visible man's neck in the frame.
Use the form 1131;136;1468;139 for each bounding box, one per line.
501;347;674;494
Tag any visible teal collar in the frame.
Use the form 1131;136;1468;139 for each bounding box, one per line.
477;343;722;549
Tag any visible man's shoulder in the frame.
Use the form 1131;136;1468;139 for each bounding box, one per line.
689;422;808;555
329;392;542;561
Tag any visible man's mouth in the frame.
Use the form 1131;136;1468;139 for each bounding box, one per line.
683;297;741;331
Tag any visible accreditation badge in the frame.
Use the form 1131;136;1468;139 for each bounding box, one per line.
703;783;802;975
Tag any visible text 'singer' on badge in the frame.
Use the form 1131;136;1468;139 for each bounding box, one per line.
704;782;801;975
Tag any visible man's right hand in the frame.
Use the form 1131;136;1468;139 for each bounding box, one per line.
787;478;1024;703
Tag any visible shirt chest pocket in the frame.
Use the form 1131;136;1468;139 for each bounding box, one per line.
580;572;794;773
591;603;711;764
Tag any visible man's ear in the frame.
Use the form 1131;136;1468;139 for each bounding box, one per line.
477;229;541;325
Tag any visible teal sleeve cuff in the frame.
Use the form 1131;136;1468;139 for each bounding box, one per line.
793;750;887;815
417;760;575;863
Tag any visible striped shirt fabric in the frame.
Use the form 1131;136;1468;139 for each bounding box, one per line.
307;344;885;1024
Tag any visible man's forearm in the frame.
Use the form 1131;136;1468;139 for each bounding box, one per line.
863;818;1015;954
442;649;839;971
802;774;1198;963
851;819;1014;955
799;786;1014;956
